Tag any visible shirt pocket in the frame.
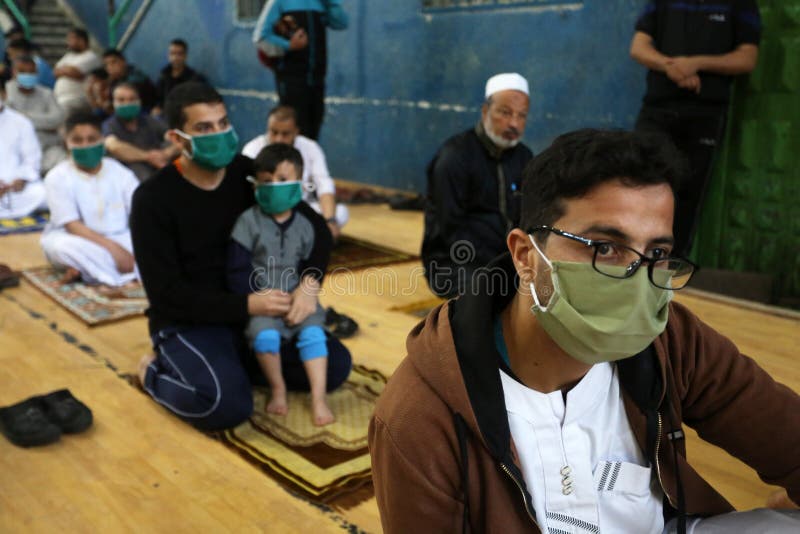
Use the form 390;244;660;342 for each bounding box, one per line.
594;460;664;533
594;460;652;496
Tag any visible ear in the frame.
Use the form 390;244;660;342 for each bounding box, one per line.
166;129;186;148
481;102;489;123
507;228;536;284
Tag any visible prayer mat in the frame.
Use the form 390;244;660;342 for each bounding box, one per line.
22;266;147;326
328;236;417;271
0;212;49;236
217;364;387;507
390;296;447;318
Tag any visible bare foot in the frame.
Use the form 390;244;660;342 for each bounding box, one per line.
266;389;288;416
59;267;81;284
138;353;156;387
311;397;335;426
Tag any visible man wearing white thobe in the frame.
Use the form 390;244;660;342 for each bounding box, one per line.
0;81;46;219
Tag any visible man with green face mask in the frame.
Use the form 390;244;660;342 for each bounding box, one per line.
103;83;178;182
370;129;800;533
130;82;352;432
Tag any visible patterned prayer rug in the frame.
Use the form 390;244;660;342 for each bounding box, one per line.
329;236;417;271
19;237;412;326
217;364;386;507
0;212;49;236
22;266;147;326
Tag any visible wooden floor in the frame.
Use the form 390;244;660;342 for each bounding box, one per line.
0;204;797;532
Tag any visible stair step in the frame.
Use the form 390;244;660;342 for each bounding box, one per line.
29;3;64;18
29;14;72;26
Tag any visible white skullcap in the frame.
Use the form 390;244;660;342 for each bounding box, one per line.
485;73;529;99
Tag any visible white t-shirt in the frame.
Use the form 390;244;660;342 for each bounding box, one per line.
43;157;139;236
53;49;102;108
501;363;665;533
0;106;41;182
241;134;336;202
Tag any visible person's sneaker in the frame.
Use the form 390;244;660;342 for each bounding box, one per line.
0;397;62;447
38;389;93;434
325;307;359;339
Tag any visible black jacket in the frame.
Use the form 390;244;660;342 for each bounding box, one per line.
422;124;533;297
155;65;206;108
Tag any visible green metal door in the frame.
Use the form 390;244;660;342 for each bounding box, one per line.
693;0;800;308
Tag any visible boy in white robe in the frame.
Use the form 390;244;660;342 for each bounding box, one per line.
40;110;140;287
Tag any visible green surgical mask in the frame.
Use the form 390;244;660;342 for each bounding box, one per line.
528;235;672;364
254;181;302;214
176;127;239;170
71;142;105;169
114;102;141;120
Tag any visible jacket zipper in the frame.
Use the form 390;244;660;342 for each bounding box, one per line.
499;462;540;529
654;412;677;509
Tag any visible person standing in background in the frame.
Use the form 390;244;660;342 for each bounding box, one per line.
253;0;348;140
630;0;761;255
53;28;101;113
152;39;206;116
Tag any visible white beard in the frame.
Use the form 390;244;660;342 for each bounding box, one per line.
483;117;520;150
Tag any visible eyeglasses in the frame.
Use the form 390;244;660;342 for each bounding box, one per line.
530;226;697;290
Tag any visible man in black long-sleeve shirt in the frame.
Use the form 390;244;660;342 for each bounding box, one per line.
130;83;351;431
630;1;761;254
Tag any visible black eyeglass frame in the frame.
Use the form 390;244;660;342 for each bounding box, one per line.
529;225;698;290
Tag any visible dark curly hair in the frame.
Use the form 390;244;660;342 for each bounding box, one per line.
520;128;689;231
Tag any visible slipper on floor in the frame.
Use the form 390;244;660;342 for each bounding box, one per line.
38;389;93;434
0;264;20;290
325;307;359;339
0;397;62;447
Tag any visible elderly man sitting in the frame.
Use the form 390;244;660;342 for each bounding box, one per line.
422;72;534;298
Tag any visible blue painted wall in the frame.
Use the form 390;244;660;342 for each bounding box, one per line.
63;0;649;192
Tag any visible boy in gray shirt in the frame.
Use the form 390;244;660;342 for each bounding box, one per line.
228;144;335;426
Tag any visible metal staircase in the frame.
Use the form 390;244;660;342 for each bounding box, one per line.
27;0;73;65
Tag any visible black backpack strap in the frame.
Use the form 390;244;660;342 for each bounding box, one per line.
452;411;471;534
618;345;687;534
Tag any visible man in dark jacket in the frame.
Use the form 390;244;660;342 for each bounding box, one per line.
152;39;206;115
371;129;799;533
422;72;533;299
630;0;761;255
253;0;348;140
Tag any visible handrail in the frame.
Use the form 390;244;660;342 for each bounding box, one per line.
118;0;152;50
2;0;31;39
107;0;133;49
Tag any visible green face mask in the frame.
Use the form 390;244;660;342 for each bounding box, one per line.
528;235;672;364
71;142;105;169
114;102;141;120
176;127;239;170
254;181;303;214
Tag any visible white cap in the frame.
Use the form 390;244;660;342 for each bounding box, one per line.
485;73;529;99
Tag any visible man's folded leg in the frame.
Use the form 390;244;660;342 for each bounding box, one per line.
143;325;253;431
